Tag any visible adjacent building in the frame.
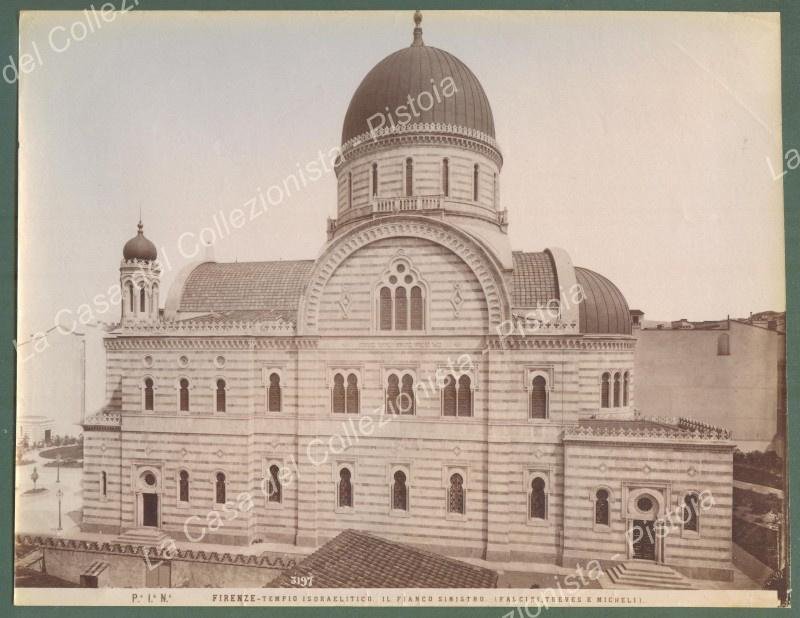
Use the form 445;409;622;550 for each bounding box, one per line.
632;314;786;453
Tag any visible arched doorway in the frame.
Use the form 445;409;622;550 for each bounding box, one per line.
626;490;663;562
136;469;161;528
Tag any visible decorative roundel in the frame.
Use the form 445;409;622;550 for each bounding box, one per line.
396;264;406;273
143;472;157;486
178;355;189;368
143;355;154;368
215;355;226;368
636;496;654;513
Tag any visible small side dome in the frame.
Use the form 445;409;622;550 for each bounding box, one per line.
575;267;632;335
123;221;157;261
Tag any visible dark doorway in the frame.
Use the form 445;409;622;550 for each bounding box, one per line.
632;519;656;560
79;574;98;588
142;493;158;527
44;430;51;444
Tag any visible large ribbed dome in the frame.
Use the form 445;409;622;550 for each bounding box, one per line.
341;15;495;144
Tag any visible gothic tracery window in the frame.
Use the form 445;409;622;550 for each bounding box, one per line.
376;261;425;332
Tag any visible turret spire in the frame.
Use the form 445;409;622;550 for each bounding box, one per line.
412;10;424;47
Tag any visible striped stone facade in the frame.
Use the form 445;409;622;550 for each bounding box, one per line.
80;17;735;583
82;228;734;580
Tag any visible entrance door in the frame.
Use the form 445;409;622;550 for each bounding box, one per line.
44;429;51;444
632;519;656;560
142;493;159;527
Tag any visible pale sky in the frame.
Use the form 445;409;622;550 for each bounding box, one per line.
18;10;785;341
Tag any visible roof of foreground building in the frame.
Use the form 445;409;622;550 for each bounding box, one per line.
268;529;498;588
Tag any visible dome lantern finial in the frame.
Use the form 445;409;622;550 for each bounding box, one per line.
412;10;423;47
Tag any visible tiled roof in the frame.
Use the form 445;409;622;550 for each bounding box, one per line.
176;309;298;324
268;529;498;588
178;260;315;315
510;251;559;307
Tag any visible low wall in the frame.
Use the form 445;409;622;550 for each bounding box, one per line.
18;534;295;588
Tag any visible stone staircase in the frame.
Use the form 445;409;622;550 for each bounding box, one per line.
602;561;697;589
114;527;169;548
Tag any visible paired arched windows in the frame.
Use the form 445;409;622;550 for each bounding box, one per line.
377;262;425;331
530;375;548;419
268;372;282;412
332;372;359;414
386;373;415;415
179;378;190;412
405;158;413;196
448;473;465;514
215;472;226;504
601;371;630;408
442;374;472;417
268;465;282;503
215;379;226;413
392;470;408;511
144;377;154;411
179;470;189;503
442;158;450;197
529;477;547;520
595;489;610;525
338;467;353;508
684;493;700;532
